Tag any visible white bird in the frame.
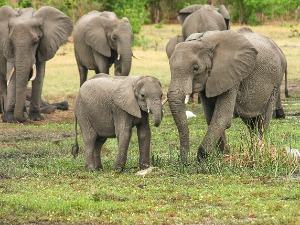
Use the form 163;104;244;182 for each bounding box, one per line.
285;147;300;158
186;110;196;119
136;166;155;177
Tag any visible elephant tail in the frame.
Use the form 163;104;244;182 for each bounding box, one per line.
71;115;79;158
284;67;289;98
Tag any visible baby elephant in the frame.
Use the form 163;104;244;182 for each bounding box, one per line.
72;74;163;171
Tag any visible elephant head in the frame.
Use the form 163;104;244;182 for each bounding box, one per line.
113;76;163;127
84;13;134;77
167;30;257;161
0;6;72;122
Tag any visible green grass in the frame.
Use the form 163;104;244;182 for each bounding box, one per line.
0;23;300;224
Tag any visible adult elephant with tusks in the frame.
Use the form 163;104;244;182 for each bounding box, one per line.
74;11;134;86
167;28;286;163
0;6;73;123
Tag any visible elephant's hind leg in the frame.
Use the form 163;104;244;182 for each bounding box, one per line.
93;137;107;170
242;116;264;137
82;129;99;171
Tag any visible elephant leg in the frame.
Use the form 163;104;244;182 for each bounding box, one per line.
0;72;6;114
242;116;264;137
274;87;285;119
3;68;16;122
199;92;229;155
82;129;98;171
75;53;88;87
94;53;110;75
262;88;278;133
114;121;133;171
198;88;237;161
51;101;69;111
29;61;45;121
40;105;57;114
137;120;151;170
93;137;107;170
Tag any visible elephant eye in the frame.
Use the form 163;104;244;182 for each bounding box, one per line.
111;35;117;41
193;64;200;73
140;93;146;99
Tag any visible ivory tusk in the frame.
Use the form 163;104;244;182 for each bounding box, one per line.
132;53;141;60
147;109;150;114
30;64;36;81
185;95;189;104
117;54;121;60
162;97;168;105
7;67;15;86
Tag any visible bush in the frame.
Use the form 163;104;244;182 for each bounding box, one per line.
107;0;149;34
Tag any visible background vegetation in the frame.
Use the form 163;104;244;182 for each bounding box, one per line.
0;22;300;223
1;0;300;33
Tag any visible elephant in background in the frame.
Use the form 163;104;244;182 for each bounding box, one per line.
0;6;72;123
72;74;163;171
167;28;286;162
0;87;68;115
166;4;229;59
25;88;68;114
74;11;134;86
166;35;184;59
178;4;230;30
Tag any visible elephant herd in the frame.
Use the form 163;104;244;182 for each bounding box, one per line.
0;5;289;171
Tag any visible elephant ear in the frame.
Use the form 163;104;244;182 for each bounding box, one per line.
218;5;230;29
34;6;73;62
186;32;205;42
85;16;111;57
113;77;142;118
0;6;19;59
177;4;203;25
201;30;258;98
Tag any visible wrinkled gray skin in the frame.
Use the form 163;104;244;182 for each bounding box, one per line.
166;35;184;59
166;5;229;60
178;4;230;29
272;39;288;118
72;74;163;171
74;11;134;86
181;4;229;41
0;6;72;123
167;28;285;163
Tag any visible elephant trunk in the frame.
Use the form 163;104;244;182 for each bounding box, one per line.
167;87;190;163
117;44;132;76
149;101;163;127
14;56;33;122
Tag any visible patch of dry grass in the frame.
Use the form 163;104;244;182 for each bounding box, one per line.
43;23;300;104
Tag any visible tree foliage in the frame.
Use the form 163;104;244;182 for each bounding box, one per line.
1;0;300;33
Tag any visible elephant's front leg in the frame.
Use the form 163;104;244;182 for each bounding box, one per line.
29;61;45;121
114;119;133;171
198;88;237;161
2;62;16;122
136;119;151;170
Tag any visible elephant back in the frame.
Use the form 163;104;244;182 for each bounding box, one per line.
182;7;227;40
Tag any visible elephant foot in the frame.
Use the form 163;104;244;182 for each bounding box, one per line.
274;108;285;119
1;112;16;123
28;111;44;121
197;146;209;163
85;164;102;171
